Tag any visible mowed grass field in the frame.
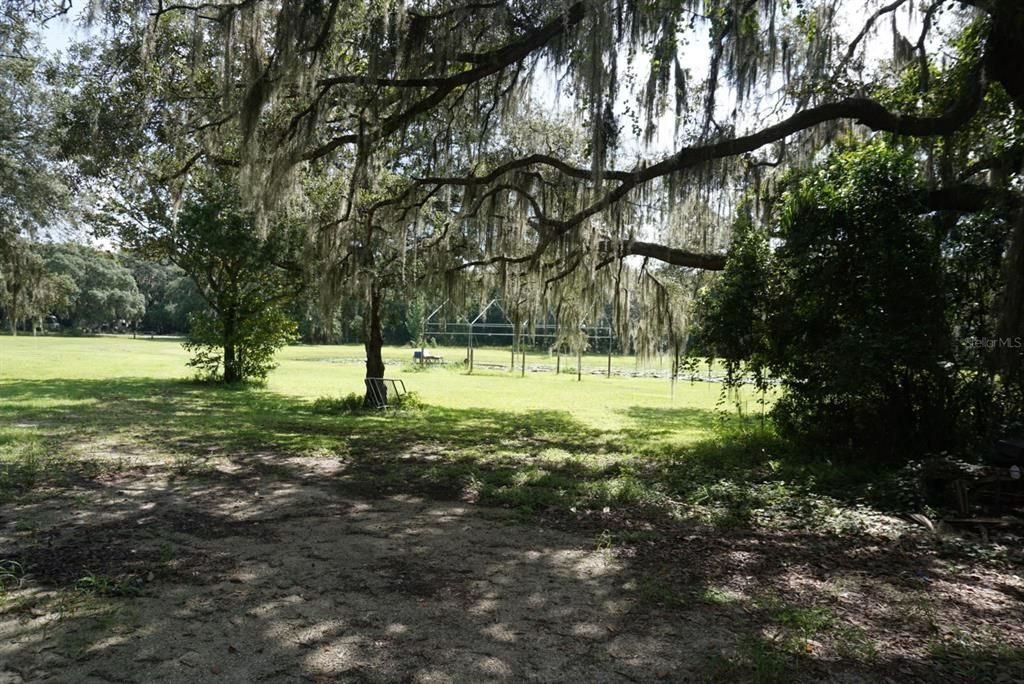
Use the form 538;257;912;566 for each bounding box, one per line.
2;336;1024;682
1;335;771;518
1;335;742;434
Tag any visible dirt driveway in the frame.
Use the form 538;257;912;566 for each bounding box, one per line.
0;455;726;684
1;453;1023;683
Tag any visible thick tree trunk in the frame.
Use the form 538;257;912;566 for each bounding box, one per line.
364;283;387;407
996;208;1024;390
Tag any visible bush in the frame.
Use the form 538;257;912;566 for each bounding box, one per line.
312;392;367;414
312;390;426;413
698;140;1003;460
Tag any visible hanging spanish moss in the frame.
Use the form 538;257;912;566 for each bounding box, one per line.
71;0;990;365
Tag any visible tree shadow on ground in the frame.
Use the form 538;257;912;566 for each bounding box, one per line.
615;405;724;438
0;377;611;453
2;446;1022;682
0;377;1008;533
2;378;1024;681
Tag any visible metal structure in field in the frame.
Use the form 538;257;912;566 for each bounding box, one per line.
422;299;616;380
364;377;408;409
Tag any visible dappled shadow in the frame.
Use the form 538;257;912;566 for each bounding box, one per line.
615;405;722;440
3;377;1024;680
3;447;1022;681
604;522;1024;682
0;374;626;507
0;377;612;455
0;457;728;682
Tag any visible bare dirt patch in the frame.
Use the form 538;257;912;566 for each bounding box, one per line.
1;454;1022;683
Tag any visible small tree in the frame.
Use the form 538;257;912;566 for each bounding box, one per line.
100;174;304;384
170;181;304;383
184;306;297;384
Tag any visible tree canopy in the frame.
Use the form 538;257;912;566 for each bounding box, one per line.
700;140;994;457
40;243;146;330
0;0;1011;408
57;0;1019;325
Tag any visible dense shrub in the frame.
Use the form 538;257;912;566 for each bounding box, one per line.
699;140;1016;460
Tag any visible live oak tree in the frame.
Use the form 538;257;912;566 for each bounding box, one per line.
0;238;41;335
0;2;70;310
40;243;145;330
0;238;53;335
54;0;1024;398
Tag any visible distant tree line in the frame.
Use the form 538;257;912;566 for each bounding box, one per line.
0;238;430;347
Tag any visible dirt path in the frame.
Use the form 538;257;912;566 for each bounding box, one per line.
0;457;724;683
1;454;1022;683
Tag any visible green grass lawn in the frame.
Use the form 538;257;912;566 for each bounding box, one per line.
0;333;908;539
3;336;1022;683
1;335;754;436
0;334;793;521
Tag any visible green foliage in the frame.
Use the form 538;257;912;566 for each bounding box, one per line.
40;243;145;330
696;204;772;389
404;295;426;346
312;390;426;413
700;140;988;459
74;572;141;597
122;255;204;334
169;180;303;382
184;306;297;385
0;238;46;333
98;171;305;383
0;9;71;335
0;8;68;243
769;141;954;457
312;392;368;414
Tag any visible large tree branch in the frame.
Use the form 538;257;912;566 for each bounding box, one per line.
422;87;993;275
545;78;986;233
598;239;727;271
409;70;987;247
416;152;632;186
301;1;586;162
586;184;1017;274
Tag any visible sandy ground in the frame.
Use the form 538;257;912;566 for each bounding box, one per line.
0;456;728;683
2;453;1023;683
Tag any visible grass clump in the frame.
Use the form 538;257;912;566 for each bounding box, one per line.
74;573;142;597
312;390;428;414
312;392;366;414
928;629;1024;677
